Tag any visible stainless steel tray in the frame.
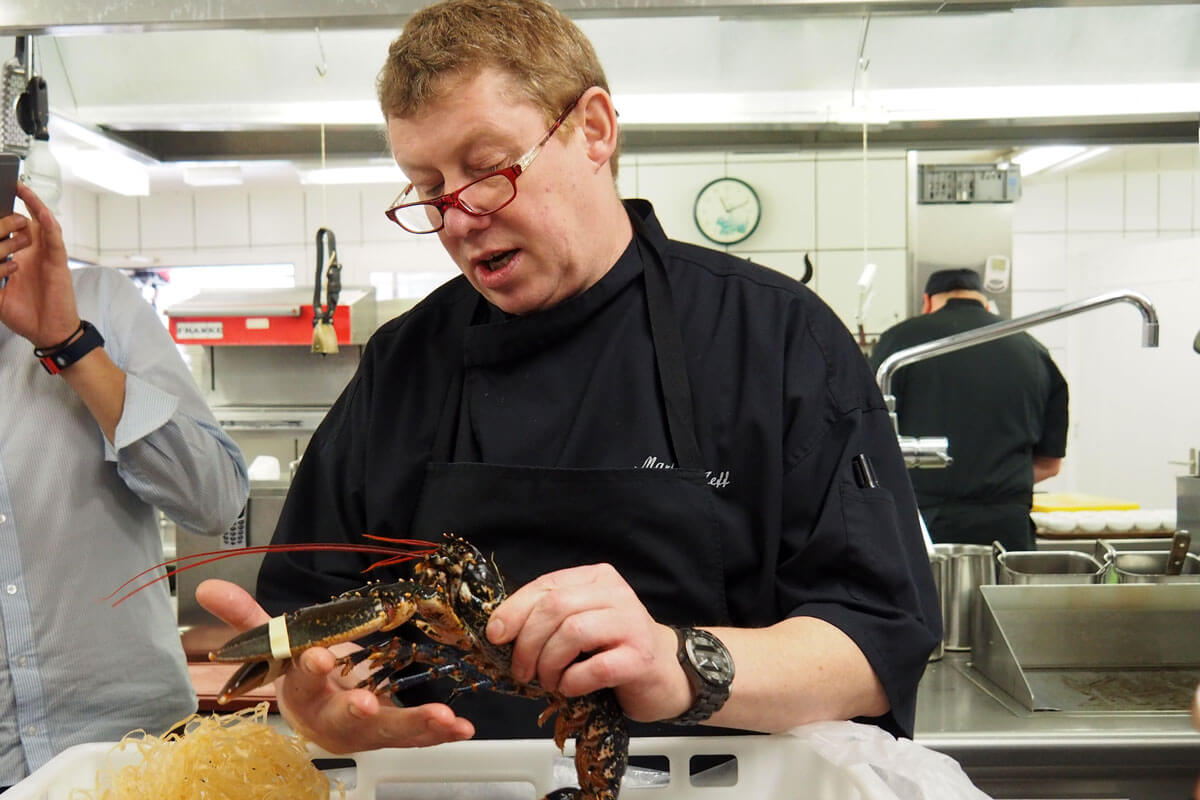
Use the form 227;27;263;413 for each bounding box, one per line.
1108;549;1200;584
993;541;1109;585
970;583;1200;712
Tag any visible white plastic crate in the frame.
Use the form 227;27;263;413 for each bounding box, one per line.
8;734;901;799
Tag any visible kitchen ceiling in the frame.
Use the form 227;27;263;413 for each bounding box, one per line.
3;1;1198;190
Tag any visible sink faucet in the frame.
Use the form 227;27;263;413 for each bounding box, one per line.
874;289;1159;468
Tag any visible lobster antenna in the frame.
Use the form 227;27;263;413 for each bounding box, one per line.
107;540;438;606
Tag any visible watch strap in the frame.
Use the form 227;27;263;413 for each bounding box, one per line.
665;626;733;726
36;320;105;375
669;681;728;726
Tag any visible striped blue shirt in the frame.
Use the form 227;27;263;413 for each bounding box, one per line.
0;267;249;784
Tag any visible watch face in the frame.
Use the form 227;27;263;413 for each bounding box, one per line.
684;630;735;686
693;177;761;246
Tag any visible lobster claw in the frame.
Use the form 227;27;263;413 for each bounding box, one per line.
216;659;287;704
212;595;396;662
208;593;403;702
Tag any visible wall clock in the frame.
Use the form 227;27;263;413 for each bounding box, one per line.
693;177;761;246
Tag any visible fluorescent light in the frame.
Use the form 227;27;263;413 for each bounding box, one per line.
1011;146;1086;177
302;165;403;185
1011;145;1112;177
183;165;244;187
1055;146;1111;172
62;149;150;196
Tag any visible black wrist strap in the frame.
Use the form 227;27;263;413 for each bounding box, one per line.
33;321;85;356
36;320;104;375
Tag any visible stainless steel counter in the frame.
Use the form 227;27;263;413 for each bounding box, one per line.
915;652;1200;799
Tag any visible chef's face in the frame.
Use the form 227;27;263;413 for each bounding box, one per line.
387;69;611;316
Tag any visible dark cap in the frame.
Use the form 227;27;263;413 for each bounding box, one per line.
924;268;984;295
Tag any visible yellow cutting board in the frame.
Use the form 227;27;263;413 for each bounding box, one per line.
1031;492;1140;512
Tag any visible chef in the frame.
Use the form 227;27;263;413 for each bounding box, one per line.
199;0;940;754
869;268;1068;551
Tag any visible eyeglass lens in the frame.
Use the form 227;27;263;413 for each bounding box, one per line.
393;173;517;233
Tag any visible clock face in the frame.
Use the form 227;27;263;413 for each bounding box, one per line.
693;177;761;246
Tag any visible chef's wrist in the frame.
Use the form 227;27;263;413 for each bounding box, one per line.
661;627;736;725
659;625;698;720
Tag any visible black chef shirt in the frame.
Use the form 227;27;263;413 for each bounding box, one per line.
259;200;940;738
869;298;1069;548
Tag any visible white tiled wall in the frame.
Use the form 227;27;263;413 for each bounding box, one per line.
1011;143;1200;507
60;147;911;337
141;193;195;251
55;141;1200;509
195;190;250;249
629;149;909;334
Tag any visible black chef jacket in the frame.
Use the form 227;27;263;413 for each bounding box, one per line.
258;199;940;738
869;298;1069;549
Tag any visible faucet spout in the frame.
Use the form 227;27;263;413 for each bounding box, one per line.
875;289;1159;399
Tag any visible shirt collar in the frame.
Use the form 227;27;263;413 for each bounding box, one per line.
463;201;656;366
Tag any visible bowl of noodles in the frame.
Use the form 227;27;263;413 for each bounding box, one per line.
8;703;342;800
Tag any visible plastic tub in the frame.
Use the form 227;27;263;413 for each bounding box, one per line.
6;734;902;800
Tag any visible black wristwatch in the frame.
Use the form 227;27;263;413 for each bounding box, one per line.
666;627;735;725
35;320;105;375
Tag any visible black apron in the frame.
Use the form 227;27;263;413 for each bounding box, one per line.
920;501;1036;551
404;221;732;739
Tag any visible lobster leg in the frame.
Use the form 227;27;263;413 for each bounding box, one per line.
349;639;487;696
537;693;628;800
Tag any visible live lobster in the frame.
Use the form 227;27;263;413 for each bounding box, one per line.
116;533;630;800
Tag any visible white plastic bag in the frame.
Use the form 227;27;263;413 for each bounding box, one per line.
788;720;993;800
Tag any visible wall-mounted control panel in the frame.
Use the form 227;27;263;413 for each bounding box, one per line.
918;164;1022;204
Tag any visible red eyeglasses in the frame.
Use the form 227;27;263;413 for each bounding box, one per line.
385;95;583;234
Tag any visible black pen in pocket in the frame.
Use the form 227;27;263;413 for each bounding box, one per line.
852;454;880;488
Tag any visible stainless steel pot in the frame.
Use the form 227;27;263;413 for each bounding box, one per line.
927;552;947;661
932;543;996;651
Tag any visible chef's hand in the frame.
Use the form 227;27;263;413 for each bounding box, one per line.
0;184;81;348
195;578;475;753
485;563;693;723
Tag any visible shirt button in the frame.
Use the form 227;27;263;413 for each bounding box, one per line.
5;584;15;595
25;725;36;736
0;513;6;523
17;656;27;667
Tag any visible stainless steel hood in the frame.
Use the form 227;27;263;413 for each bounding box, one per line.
11;0;1192;34
3;1;1198;183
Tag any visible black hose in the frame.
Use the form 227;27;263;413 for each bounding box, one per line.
314;227;341;327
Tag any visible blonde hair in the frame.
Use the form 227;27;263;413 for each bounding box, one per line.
377;0;619;174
